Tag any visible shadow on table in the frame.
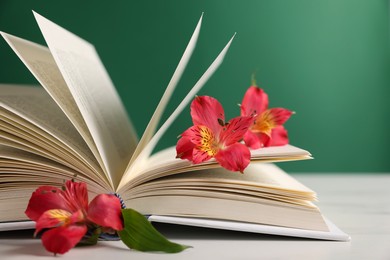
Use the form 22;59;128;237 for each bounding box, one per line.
0;229;34;239
151;222;317;241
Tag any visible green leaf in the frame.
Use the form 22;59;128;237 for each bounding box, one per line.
118;208;191;253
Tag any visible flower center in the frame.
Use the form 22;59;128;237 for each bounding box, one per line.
251;110;275;136
198;126;219;156
46;209;73;226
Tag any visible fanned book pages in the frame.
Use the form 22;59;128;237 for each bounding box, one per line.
0;12;349;241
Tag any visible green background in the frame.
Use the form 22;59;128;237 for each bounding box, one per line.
0;0;389;173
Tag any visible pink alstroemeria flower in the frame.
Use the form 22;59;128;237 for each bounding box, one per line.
176;96;254;173
240;85;293;149
25;180;123;255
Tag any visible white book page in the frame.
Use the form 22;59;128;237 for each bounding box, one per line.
127;14;203;167
117;145;311;193
127;195;327;231
0;221;35;231
33;12;138;188
149;216;350;241
119;34;236;190
0;85;106;183
129;163;316;197
0;32;109;182
0;145;108;194
0;144;106;223
124;163;318;211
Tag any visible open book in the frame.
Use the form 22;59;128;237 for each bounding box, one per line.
0;12;348;241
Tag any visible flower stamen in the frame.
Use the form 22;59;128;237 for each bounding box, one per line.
198;126;219;156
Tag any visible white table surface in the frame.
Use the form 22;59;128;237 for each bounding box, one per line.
0;174;389;260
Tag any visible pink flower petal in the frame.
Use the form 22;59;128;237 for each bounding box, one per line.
191;96;224;134
192;147;213;164
252;108;293;137
181;125;218;161
219;116;254;146
269;126;289;146
180;125;209;145
176;137;195;161
35;209;73;236
88;194;123;231
243;130;262;149
266;108;293;125
259;132;271;147
240;86;268;117
41;225;87;255
25;186;69;221
62;181;89;213
215;143;251;173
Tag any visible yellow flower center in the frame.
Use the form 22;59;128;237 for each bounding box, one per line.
47;209;72;226
251;110;276;136
198;126;219;156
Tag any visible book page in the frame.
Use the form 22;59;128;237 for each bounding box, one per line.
0;84;109;187
0;145;106;223
127;163;316;199
123;164;327;232
126;196;327;232
119;34;236;190
0;130;79;171
0;145;107;193
127;14;203;167
148;216;349;241
0;32;108;183
33;12;138;188
148;144;311;172
120;160;316;202
118;144;311;193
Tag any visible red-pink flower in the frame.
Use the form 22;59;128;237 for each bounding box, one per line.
240;86;293;149
176;96;254;172
25;180;123;255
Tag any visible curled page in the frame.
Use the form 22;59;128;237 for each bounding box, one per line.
0;32;109;184
119;34;236;189
140;34;236;160
33;11;138;188
127;14;203;167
